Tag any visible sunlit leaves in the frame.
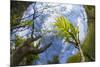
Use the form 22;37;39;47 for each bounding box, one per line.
11;20;33;31
15;35;26;47
20;20;33;27
54;16;79;43
54;16;86;62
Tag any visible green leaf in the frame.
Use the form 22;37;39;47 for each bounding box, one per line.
15;35;26;47
20;20;33;26
54;16;79;43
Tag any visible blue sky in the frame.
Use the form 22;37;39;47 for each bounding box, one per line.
14;2;88;64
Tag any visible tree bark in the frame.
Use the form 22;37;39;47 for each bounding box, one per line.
11;45;32;66
11;36;52;66
11;43;51;66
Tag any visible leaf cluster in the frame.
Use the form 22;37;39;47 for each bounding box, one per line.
54;16;79;43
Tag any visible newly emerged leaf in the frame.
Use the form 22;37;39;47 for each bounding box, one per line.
54;16;79;44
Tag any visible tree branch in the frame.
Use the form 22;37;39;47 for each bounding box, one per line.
31;43;52;54
11;35;52;66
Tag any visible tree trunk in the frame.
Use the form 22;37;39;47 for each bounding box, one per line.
11;46;32;66
11;38;52;66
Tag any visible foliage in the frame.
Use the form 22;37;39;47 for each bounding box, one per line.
18;20;33;27
10;1;38;66
67;22;95;62
54;16;86;62
11;1;32;27
67;6;95;63
15;35;26;47
10;1;95;65
54;16;78;43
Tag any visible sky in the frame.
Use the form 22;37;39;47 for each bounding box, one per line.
15;2;88;64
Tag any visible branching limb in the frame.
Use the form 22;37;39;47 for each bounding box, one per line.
11;35;51;66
